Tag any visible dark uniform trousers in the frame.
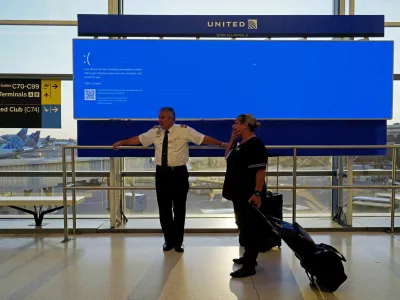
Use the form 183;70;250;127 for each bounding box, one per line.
155;165;189;245
233;199;263;268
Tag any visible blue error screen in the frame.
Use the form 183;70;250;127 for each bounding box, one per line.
73;39;393;120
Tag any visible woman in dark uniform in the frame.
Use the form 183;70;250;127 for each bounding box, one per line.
222;113;268;278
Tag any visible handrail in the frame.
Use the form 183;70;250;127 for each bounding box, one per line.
121;170;336;177
0;169;398;177
0;171;110;177
61;144;400;242
62;145;399;149
65;185;400;191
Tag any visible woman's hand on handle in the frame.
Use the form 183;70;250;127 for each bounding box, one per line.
248;194;262;208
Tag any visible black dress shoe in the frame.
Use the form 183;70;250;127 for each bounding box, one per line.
232;257;257;266
230;266;256;278
175;243;184;252
163;242;174;251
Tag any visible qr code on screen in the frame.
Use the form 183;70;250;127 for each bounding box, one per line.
84;89;96;101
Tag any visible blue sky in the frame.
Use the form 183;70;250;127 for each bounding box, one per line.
0;0;399;139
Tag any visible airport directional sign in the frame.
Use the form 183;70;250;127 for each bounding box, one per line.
0;79;61;128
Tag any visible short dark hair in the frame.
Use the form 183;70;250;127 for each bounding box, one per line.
159;107;176;120
237;114;261;132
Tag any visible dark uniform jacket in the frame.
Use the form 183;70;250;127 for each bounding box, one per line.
222;136;268;202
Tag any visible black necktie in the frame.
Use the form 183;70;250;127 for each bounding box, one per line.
161;130;169;167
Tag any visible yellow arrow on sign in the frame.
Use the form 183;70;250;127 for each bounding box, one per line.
41;80;61;105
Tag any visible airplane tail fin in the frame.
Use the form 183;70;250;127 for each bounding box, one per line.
18;128;28;141
0;128;27;150
24;132;34;145
43;135;51;145
32;131;41;145
25;131;41;147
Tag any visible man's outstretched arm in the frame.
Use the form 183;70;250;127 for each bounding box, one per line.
113;126;158;150
187;127;227;149
202;135;225;147
113;136;141;149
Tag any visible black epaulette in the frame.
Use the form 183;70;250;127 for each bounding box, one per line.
180;124;187;128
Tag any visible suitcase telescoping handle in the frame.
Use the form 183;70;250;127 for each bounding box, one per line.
250;202;282;238
266;155;279;193
276;156;279;193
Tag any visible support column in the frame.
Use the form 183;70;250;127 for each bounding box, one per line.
107;0;122;228
118;0;124;15
331;0;347;225
332;156;347;225
108;0;118;15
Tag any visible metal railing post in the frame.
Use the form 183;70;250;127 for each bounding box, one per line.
109;158;116;228
293;147;297;223
72;148;77;235
61;146;69;243
391;148;398;232
346;156;354;226
338;156;344;221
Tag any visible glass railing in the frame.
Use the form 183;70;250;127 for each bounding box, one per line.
0;144;398;239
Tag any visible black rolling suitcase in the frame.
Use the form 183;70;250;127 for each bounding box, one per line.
238;157;283;251
239;191;282;251
260;191;283;248
238;191;282;250
252;205;347;292
260;156;283;249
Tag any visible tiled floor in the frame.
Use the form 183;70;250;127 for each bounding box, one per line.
0;232;400;299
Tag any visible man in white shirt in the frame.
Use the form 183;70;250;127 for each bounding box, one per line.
113;107;226;252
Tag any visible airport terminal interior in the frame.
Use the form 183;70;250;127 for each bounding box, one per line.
1;0;400;299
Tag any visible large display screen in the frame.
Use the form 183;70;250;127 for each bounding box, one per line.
73;39;393;120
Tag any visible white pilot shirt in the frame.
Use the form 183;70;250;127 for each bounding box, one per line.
138;124;205;167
